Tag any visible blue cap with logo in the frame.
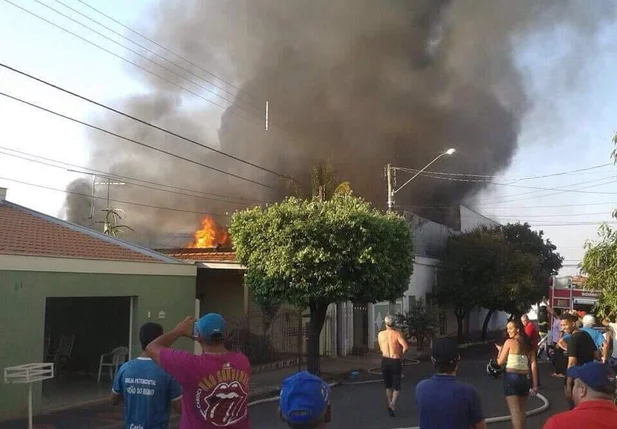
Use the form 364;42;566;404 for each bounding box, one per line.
567;362;616;394
279;371;330;424
195;313;225;340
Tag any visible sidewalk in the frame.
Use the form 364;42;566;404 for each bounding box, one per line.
0;355;382;429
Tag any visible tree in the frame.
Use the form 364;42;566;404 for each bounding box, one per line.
230;195;413;373
436;228;499;342
395;300;437;351
436;226;542;342
285;160;352;201
580;133;617;316
580;224;617;316
500;223;563;316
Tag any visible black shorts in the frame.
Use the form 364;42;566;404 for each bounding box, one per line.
503;372;530;397
381;357;402;391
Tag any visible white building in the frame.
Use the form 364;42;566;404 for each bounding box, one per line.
365;205;509;349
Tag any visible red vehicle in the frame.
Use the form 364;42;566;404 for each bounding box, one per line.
548;275;600;315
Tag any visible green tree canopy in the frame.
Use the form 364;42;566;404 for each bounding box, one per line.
436;227;509;341
436;224;561;341
230;195;413;373
500;223;563;309
580;224;617;316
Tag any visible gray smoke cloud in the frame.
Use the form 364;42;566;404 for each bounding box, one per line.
63;0;615;245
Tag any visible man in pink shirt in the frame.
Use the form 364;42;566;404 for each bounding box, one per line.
146;313;251;428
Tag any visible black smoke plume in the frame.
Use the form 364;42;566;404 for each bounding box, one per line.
63;0;615;244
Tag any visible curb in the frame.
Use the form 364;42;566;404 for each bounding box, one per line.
391;393;550;429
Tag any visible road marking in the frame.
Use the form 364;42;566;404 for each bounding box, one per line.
391;393;549;428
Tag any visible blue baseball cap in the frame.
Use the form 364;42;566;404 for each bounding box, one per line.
279;371;330;424
195;313;225;340
567;362;616;394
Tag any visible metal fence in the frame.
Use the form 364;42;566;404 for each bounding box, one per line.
223;306;341;365
224;308;306;365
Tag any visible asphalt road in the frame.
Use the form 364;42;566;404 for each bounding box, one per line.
248;359;570;429
0;346;569;429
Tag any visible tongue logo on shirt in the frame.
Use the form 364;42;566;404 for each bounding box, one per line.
198;381;248;426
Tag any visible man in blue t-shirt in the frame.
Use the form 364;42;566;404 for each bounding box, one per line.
581;315;605;352
112;323;182;429
415;338;486;429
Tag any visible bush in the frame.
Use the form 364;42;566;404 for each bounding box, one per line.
225;329;277;364
395;301;437;351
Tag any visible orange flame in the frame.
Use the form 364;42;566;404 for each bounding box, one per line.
186;216;229;248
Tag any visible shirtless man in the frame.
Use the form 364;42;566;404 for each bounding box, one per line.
377;315;409;417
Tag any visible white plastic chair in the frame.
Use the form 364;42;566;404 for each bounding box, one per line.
97;347;129;382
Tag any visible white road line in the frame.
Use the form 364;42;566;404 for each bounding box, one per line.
391;393;550;429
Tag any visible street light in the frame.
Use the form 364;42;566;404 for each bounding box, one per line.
386;148;456;210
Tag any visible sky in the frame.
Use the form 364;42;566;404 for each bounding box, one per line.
1;0;616;277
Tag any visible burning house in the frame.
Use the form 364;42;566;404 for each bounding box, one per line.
157;216;309;362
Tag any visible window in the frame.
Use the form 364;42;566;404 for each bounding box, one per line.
408;295;416;310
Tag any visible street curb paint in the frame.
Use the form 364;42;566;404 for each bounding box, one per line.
391;393;550;429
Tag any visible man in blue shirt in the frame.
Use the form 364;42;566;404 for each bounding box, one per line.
415;338;486;429
112;322;182;429
581;315;605;352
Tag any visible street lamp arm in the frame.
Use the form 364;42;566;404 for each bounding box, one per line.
393;152;447;195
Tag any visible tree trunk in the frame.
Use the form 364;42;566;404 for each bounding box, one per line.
260;304;280;338
481;308;496;340
307;301;329;374
455;307;466;344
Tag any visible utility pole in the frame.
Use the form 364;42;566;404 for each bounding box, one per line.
386;164;394;211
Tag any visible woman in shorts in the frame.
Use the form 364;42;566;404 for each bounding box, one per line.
495;320;538;429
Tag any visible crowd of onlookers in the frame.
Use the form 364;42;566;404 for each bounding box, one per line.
533;301;617;376
105;310;616;429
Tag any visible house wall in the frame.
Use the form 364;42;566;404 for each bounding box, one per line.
368;257;437;348
403;257;439;307
460;205;499;232
196;269;246;323
0;269;195;422
366;207;506;348
196;268;303;356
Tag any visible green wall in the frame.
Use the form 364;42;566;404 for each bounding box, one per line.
0;269;195;422
197;269;245;322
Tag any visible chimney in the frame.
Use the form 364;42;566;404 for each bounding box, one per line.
0;187;6;201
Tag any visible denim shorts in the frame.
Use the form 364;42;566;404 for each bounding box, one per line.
503;372;530;397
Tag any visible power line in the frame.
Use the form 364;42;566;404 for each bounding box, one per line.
469;211;614;218
397;171;617;195
505;221;617;227
3;0;324;164
74;0;262;105
395;163;612;182
478;176;617;205
406;201;617;211
36;0;263;116
0;62;291;181
2;0;262;125
0;90;273;188
0;146;271;206
473;201;617;210
0;175;231;217
3;1;325;182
